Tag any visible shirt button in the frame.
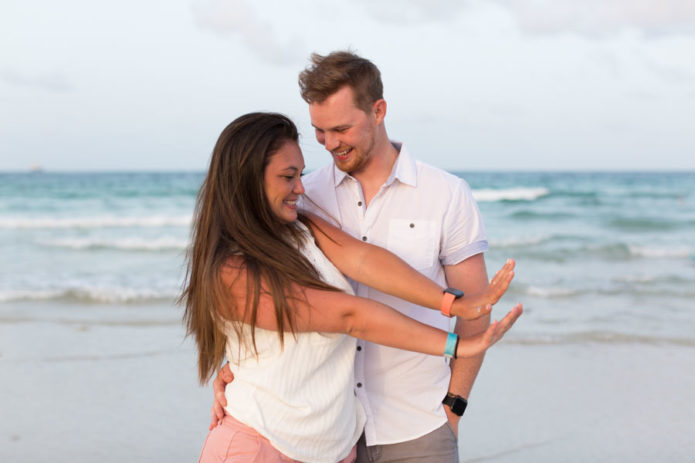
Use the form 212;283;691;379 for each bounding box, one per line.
356;345;362;351
356;382;363;388
410;223;415;228
358;201;362;207
362;236;367;241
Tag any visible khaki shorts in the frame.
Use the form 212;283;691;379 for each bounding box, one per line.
356;423;458;463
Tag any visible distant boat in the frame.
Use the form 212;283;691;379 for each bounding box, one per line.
29;164;44;173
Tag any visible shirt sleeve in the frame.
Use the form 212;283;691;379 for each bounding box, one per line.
439;177;489;266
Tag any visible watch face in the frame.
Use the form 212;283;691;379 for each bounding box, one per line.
444;394;468;416
451;399;467;415
445;288;464;298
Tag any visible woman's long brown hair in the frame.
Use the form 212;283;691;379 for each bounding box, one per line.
181;113;339;384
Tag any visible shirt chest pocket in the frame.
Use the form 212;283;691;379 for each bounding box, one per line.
386;219;438;270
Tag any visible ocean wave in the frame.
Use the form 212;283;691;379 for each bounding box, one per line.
490;233;589;249
627;190;690;200
586;243;693;261
37;236;189;251
584;243;633;259
595;284;695;298
506;332;695;346
0;215;192;229
509;210;574;220
604;217;682;232
551;190;599;199
517;281;695;299
612;274;692;285
473;187;549;202
490;236;551;248
503;242;694;262
0;287;179;304
612;274;660;284
524;286;579;298
628;245;693;259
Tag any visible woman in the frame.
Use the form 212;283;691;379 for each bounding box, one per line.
181;112;521;463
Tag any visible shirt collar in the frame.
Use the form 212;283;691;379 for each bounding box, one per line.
331;141;417;188
332;163;350;186
388;142;417;187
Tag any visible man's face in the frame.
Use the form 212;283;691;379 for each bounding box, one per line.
308;86;378;175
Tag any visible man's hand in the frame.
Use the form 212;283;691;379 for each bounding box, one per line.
209;363;234;430
451;259;515;320
444;406;461;437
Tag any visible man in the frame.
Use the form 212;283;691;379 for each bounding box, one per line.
215;51;493;462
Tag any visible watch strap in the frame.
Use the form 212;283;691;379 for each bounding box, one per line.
440;292;456;317
440;288;463;318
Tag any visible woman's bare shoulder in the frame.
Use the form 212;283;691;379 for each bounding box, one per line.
220;256;246;285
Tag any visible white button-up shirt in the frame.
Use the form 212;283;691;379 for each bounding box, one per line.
300;143;488;445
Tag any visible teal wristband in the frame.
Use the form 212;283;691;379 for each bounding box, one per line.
444;332;458;359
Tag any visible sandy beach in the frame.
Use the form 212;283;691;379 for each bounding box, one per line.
2;300;694;463
460;340;695;462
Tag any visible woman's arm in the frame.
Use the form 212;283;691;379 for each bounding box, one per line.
305;212;514;320
209;298;521;431
220;260;522;358
210;259;521;428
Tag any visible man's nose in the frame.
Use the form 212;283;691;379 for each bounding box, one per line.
324;132;340;151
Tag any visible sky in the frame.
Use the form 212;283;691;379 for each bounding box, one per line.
1;0;694;172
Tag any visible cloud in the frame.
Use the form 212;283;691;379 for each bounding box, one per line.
0;69;72;92
191;0;304;65
642;56;695;83
353;0;472;24
498;0;695;37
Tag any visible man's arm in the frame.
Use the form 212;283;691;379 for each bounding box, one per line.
443;252;490;437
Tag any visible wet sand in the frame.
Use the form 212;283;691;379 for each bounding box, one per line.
2;301;694;462
459;342;695;462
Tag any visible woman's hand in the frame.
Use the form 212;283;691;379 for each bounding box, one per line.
456;302;523;358
451;259;515;320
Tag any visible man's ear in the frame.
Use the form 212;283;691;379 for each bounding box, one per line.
373;99;387;124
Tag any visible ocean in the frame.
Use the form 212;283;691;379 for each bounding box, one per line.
1;171;694;344
2;170;694;462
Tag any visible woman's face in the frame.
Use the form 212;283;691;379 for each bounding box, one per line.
263;140;305;223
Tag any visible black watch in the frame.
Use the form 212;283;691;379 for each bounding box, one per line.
444;287;464;299
442;392;468;416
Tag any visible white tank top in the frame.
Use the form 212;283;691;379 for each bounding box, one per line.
223;223;365;463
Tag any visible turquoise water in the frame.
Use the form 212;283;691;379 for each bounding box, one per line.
2;171;694;344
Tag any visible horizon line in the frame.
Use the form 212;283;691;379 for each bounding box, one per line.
2;167;694;174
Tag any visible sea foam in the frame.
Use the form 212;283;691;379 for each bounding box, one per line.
37;236;189;251
0;215;192;229
473;187;549;202
0;287;179;304
490;235;551;248
628;245;693;259
525;286;579;298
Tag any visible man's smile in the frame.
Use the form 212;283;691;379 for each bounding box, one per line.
332;147;352;161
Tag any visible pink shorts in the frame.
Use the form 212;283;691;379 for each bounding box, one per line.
198;415;357;463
